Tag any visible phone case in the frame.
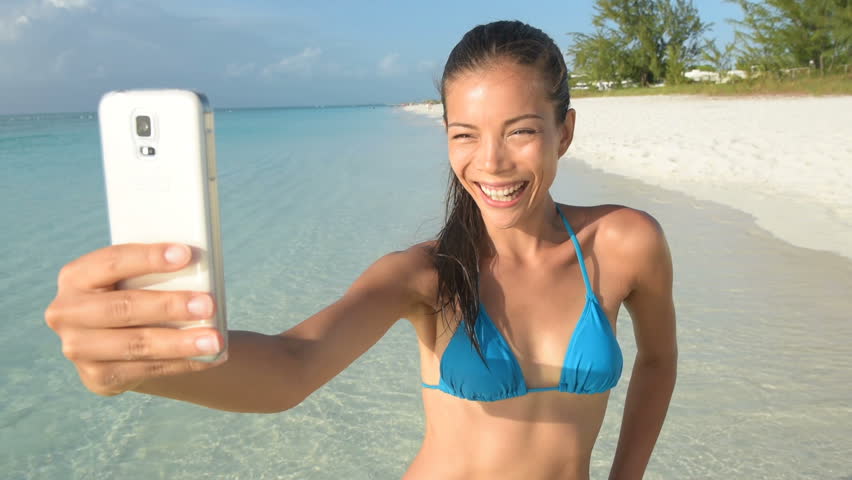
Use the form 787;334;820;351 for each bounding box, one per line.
98;89;227;361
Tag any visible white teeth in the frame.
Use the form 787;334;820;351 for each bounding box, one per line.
479;182;525;202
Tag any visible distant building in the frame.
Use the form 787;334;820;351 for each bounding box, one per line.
684;69;748;83
684;69;720;83
570;73;638;91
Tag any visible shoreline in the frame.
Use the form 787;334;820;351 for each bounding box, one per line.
399;97;852;260
400;103;444;119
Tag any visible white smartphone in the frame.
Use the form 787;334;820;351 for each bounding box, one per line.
98;89;227;362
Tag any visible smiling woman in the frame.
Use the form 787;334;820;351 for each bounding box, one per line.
44;20;676;480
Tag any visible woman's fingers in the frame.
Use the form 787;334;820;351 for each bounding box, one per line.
58;243;192;291
76;355;227;397
48;289;215;330
45;243;226;396
61;326;223;363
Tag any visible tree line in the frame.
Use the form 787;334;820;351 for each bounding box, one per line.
567;0;851;87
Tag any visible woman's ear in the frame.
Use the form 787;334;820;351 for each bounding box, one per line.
558;108;576;158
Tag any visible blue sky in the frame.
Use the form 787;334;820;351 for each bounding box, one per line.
0;0;743;114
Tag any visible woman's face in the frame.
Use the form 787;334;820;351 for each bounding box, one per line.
444;61;575;230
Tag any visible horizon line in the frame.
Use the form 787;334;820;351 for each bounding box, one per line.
0;102;426;117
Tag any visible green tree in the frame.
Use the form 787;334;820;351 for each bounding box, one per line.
663;0;712;84
727;0;851;73
569;30;633;87
702;39;737;82
568;0;710;86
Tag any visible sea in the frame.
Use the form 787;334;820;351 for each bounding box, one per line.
1;105;850;479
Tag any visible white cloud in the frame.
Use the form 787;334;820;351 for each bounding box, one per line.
262;47;322;76
0;15;27;42
47;0;90;9
378;53;403;76
0;0;92;43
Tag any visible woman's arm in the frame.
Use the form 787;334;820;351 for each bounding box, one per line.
136;248;432;412
47;243;433;413
605;211;678;480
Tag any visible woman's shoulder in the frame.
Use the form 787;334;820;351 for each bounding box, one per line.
373;241;439;307
569;204;671;297
566;203;668;266
582;204;664;242
382;240;437;271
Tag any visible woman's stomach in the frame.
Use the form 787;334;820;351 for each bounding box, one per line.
405;388;611;479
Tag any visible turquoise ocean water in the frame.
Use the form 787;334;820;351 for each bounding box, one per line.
2;106;851;479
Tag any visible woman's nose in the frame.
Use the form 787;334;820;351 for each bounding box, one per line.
475;136;510;174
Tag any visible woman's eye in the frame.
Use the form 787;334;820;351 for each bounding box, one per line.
453;133;473;140
512;129;536;136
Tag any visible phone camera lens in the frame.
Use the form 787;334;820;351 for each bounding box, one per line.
136;116;151;137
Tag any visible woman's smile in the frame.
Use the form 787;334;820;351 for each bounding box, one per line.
475;180;529;206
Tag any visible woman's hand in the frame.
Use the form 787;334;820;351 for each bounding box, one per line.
44;243;226;396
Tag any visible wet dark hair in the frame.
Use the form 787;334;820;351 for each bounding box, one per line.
431;20;571;354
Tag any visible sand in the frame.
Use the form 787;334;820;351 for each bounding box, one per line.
401;96;852;260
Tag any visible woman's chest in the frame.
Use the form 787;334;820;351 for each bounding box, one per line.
479;266;620;388
417;242;630;391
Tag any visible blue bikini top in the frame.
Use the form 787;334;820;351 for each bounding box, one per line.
422;206;623;402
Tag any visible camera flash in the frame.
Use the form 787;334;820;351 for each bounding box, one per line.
140;146;156;156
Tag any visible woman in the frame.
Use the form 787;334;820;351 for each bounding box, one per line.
45;21;676;479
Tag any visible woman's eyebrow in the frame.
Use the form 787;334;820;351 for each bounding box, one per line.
447;113;543;129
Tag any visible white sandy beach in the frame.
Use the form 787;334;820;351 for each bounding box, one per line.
402;96;852;260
